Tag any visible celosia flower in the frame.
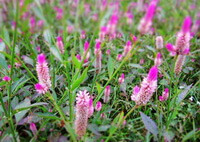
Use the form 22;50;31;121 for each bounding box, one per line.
118;73;125;84
30;123;37;136
67;25;74;33
116;54;123;61
159;88;169;101
3;76;11;82
83;41;90;63
76;54;81;61
132;35;138;42
123;41;132;56
174;55;186;75
125;12;134;25
56;36;64;54
94;42;102;73
99;26;107;41
80;31;86;39
106;49;111;55
104;85;111;103
107;14;118;35
165;43;176;56
54;7;63;20
95;101;102;111
138;1;157;34
154;52;162;66
156;36;163;49
75;90;90;138
37;20;44;28
131;66;158;106
29;17;36;33
35;54;51;94
88;98;94;118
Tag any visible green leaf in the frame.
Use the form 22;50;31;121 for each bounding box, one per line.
129;63;143;69
36;112;61;120
0;56;8;70
11;76;30;93
14;98;31;123
43;29;52;44
72;54;81;69
71;67;88;91
177;84;192;103
183;129;199;142
108;56;114;78
49;45;63;62
96;82;102;95
140;112;158;136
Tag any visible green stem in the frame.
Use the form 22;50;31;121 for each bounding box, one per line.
46;92;77;142
7;1;19;141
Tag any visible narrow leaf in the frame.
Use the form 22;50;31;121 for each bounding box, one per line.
177;84;192;103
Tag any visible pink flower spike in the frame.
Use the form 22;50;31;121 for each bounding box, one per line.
84;41;90;51
30;123;37;136
88;99;94;118
165;43;175;52
147;66;158;81
35;83;46;94
76;54;81;61
3;76;11;82
104;85;111;103
106;49;111;55
133;85;140;95
182;16;192;33
116;54;123;61
154;52;162;66
95;101;102;111
159;88;169;102
118;73;125;84
132;35;138;42
183;48;190;55
76;90;90;106
156;36;163;49
37;53;46;64
144;3;156;22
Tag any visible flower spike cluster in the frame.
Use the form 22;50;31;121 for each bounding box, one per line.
35;54;51;94
131;66;158;106
165;16;192;74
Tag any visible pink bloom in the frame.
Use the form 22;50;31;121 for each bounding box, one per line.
123;41;132;56
35;83;47;94
131;85;140;101
138;1;157;34
132;35;138;42
76;54;81;61
94;42;102;73
156;36;163;49
80;31;86;39
125;12;134;25
75;90;90;138
154;52;162;66
36;46;41;52
165;43;176;56
104;85;111;103
118;73;125;84
88;99;94;118
99;26;107;41
3;76;11;82
35;54;51;94
107;14;118;34
29;17;36;33
54;7;63;20
95;101;102;111
56;36;65;54
139;59;145;64
159;88;169;102
30;123;37;136
106;49;111;55
132;66;158;106
67;25;74;33
116;54;123;61
174;55;186;75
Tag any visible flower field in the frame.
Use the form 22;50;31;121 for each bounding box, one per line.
0;0;200;141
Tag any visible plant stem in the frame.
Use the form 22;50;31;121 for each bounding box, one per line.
7;1;19;141
46;92;77;142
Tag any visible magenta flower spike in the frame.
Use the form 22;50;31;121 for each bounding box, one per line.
156;36;163;49
56;36;64;54
29;17;36;33
104;85;111;103
30;123;37;136
116;54;123;61
88;98;94;118
3;76;11;82
95;101;102;111
182;16;192;34
138;2;157;34
83;41;90;63
118;73;125;84
94;42;102;73
99;26;107;41
80;31;86;39
132;66;158;106
84;41;90;52
123;40;132;56
76;54;81;61
54;7;63;20
154;52;162;66
35;53;51;94
159;88;169;102
75;90;90;138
